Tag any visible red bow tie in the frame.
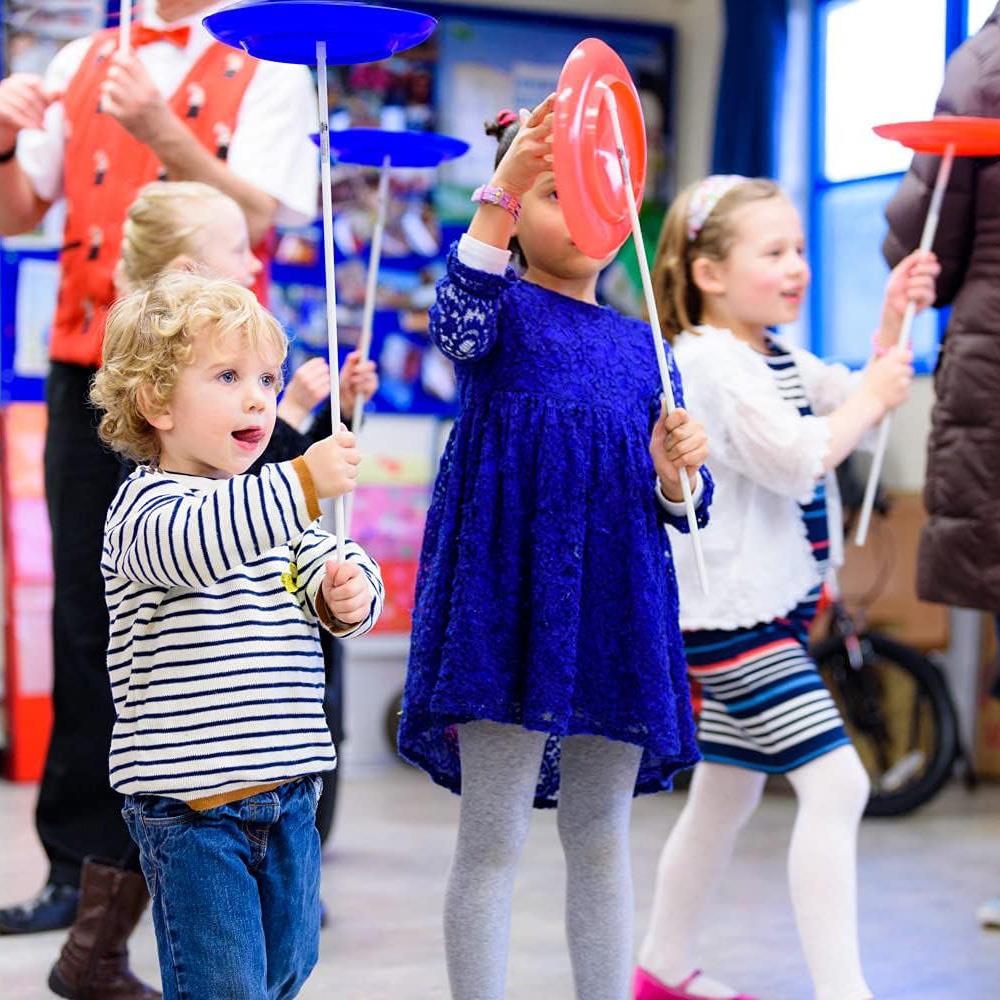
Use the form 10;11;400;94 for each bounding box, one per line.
129;23;192;49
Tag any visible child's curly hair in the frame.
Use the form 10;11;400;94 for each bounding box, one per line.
90;271;287;464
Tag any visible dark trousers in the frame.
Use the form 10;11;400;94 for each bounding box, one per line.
316;630;344;845
35;362;138;886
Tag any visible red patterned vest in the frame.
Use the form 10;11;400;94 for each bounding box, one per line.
51;29;272;367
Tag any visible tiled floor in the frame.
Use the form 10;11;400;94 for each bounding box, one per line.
0;765;997;999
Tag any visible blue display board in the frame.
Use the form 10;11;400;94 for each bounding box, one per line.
271;5;674;418
0;245;58;407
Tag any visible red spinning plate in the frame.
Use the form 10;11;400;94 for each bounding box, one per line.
873;116;1000;155
553;38;646;260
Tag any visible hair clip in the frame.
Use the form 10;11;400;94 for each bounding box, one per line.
496;108;518;128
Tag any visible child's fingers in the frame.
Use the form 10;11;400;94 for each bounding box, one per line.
669;445;708;469
661;410;690;438
331;592;370;618
660;402;687;420
665;437;705;464
303;356;331;373
910;258;940;277
334;429;357;448
325;559;360;584
526;93;556;128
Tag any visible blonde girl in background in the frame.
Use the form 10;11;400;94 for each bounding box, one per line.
633;176;939;1000
117;180;378;445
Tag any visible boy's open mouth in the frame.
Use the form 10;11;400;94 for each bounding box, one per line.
232;428;265;446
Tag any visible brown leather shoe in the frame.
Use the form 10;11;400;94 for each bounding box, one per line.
48;859;160;999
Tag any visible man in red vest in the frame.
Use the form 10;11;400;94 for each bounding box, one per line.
0;3;317;995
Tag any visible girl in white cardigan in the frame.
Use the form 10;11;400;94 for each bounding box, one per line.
633;176;938;1000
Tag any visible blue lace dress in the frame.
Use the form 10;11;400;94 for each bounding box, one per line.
398;247;713;806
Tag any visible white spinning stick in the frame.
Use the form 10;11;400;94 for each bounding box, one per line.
316;41;347;561
119;0;132;52
854;142;955;547
351;153;392;439
600;82;709;595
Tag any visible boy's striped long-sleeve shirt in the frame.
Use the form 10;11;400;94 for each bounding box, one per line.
101;458;383;804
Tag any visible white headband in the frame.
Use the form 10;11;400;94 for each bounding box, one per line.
686;174;748;241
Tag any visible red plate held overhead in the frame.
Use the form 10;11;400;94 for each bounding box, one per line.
873;115;1000;156
552;38;647;260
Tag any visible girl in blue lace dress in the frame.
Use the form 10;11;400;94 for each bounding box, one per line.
398;97;712;1000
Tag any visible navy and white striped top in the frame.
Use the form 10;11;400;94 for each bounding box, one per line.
101;460;383;802
766;339;831;577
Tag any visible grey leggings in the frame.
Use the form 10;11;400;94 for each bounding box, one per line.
444;721;643;1000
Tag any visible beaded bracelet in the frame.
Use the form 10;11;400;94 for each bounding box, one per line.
471;184;521;223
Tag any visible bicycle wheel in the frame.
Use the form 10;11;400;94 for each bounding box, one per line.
813;631;959;816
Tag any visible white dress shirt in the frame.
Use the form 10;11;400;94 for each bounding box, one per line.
16;2;318;226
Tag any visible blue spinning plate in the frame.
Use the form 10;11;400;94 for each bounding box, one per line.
203;1;437;66
312;128;469;167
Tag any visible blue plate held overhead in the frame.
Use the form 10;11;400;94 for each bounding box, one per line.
203;1;437;66
310;128;469;167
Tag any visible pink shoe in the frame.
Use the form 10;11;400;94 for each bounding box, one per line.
632;966;761;1000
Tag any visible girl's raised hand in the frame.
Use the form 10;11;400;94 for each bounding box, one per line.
491;93;556;197
650;407;708;501
878;249;940;346
277;357;332;428
863;346;914;416
339;350;379;419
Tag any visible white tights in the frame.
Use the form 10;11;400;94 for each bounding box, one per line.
638;746;873;1000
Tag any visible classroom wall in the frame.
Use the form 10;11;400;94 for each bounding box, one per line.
430;0;725;188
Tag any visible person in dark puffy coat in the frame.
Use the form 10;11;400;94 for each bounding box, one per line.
883;0;1000;930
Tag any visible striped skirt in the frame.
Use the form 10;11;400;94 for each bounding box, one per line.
684;592;850;773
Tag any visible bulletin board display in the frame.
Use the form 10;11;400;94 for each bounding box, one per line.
270;7;676;418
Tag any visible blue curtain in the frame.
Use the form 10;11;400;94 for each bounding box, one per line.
711;0;789;178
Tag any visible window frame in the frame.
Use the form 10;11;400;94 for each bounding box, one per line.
808;0;979;371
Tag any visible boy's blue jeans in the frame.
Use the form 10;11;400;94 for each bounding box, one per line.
123;776;323;1000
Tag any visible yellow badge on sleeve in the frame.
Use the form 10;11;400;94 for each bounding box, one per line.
280;562;300;594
